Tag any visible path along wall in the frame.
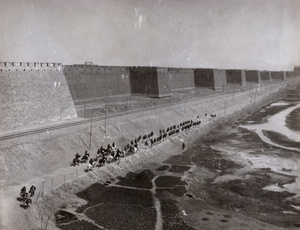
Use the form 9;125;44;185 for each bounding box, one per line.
63;65;130;104
0;62;77;133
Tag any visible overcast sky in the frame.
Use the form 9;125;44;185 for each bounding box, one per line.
0;0;299;70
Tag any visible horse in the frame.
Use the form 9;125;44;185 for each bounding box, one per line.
106;155;114;163
19;193;32;209
157;136;162;144
20;186;26;198
81;153;89;163
98;157;106;167
87;158;97;171
71;157;80;166
121;150;127;157
163;133;167;140
137;135;141;141
29;185;36;197
23;196;32;207
127;146;137;155
150;139;154;147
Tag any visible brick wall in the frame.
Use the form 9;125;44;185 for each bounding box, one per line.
157;68;172;97
287;71;294;78
294;67;300;77
194;69;214;88
129;67;159;97
168;68;195;91
246;70;260;83
226;69;243;84
63;65;130;103
0;68;77;132
260;71;270;81
271;71;284;80
214;69;227;86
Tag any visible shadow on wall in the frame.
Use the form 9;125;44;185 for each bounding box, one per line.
63;65;131;103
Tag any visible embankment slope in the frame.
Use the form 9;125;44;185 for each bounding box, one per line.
0;80;296;230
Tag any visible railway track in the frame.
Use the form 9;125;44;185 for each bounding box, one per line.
0;93;223;141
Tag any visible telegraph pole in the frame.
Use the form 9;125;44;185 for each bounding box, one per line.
184;97;187;113
104;104;107;133
84;100;86;117
89;110;93;150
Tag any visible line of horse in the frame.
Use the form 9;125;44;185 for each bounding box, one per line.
70;142;139;171
69;114;214;172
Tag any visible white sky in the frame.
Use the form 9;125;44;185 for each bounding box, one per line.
0;0;299;70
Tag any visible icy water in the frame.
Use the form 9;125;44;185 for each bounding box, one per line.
56;100;300;230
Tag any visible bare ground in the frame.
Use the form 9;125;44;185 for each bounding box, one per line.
0;80;299;230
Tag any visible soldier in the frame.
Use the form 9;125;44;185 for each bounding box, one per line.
20;186;26;198
29;185;36;197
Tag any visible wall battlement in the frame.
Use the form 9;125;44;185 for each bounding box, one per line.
0;62;62;72
168;67;194;73
65;64;129;73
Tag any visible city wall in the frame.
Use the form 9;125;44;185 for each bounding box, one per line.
260;71;271;81
194;68;227;90
129;66;194;97
226;69;246;85
271;71;284;80
194;69;215;88
0;62;77;133
246;70;260;83
294;66;300;77
167;67;195;91
63;65;130;103
0;61;298;132
129;67;160;97
157;68;172;97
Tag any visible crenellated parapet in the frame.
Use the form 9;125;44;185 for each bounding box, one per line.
167;67;194;73
64;64;129;74
0;62;63;72
129;66;157;74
